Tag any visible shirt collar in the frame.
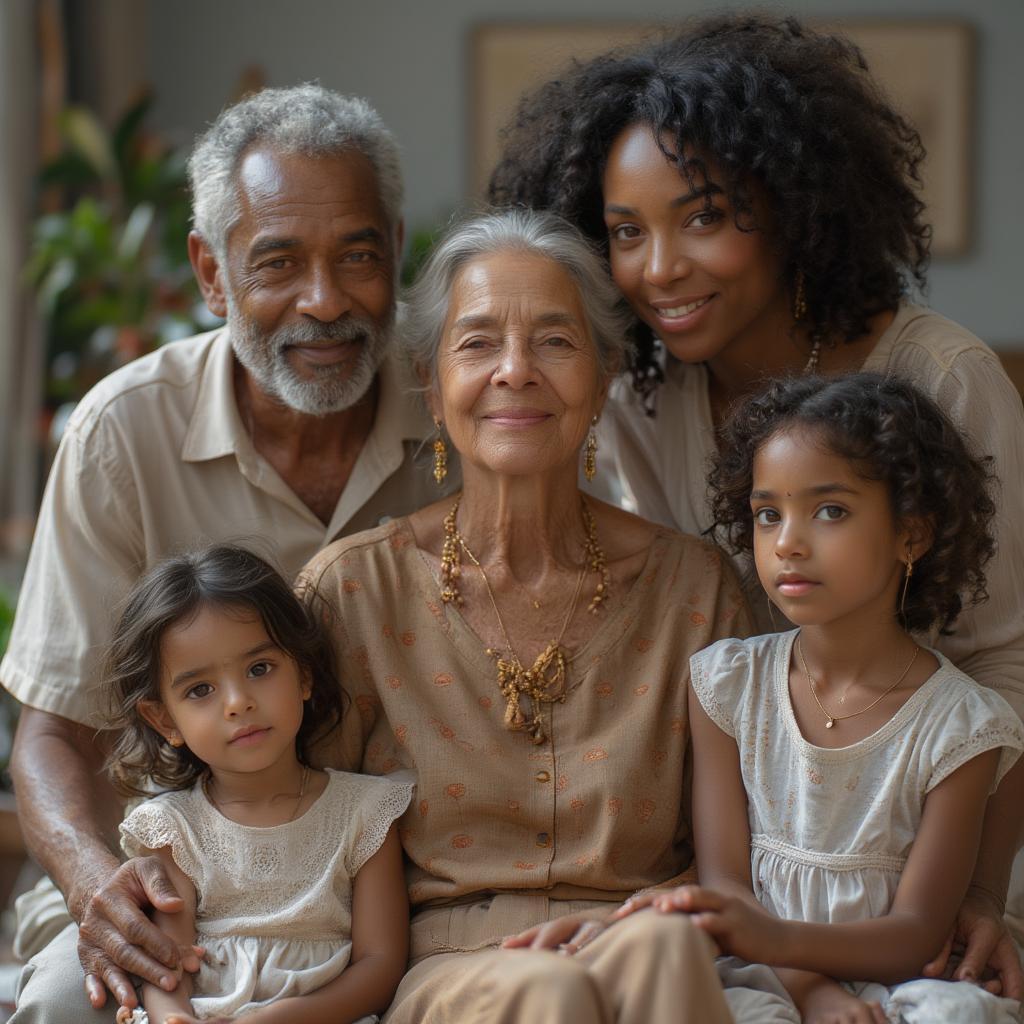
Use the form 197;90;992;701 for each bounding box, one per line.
182;328;244;463
181;327;433;464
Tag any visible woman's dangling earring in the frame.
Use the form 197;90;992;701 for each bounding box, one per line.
899;550;914;621
794;270;821;374
168;731;183;748
583;417;598;482
793;270;807;321
433;418;448;486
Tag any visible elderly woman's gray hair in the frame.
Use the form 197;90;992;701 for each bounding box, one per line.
403;209;633;382
188;84;403;262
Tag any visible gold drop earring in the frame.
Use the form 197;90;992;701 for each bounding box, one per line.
168;731;184;748
433;417;448;486
583;417;598;482
793;269;807;321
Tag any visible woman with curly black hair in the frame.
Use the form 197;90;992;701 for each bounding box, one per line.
489;10;1024;1005
623;372;1024;1024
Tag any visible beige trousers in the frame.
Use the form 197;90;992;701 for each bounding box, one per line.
384;905;732;1024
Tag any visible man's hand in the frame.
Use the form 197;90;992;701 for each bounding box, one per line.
921;886;1023;998
74;856;201;1010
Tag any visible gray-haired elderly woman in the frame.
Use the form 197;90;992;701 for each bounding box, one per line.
303;209;751;1023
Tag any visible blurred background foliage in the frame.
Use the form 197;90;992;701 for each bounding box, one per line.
24;93;215;411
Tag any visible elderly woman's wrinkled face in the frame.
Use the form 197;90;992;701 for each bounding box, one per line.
433;252;607;478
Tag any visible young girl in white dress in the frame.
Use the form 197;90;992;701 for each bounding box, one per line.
102;544;413;1024
620;374;1024;1024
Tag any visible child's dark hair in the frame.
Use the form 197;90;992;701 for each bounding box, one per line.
104;544;343;796
708;373;996;635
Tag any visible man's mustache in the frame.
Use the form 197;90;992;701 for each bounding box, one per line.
272;317;379;347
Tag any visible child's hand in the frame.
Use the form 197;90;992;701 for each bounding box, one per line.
801;981;886;1024
634;885;786;964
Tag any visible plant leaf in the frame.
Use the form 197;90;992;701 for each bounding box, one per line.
118;203;155;263
60;107;116;180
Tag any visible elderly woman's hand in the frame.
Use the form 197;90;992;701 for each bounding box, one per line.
501;909;614;954
921;885;1023;998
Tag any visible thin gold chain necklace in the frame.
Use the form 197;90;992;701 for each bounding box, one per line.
797;636;919;729
441;496;608;744
204;763;310;822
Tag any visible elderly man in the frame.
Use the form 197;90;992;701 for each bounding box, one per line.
2;85;451;1022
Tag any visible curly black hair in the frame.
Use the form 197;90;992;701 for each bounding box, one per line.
104;544;344;796
488;15;931;408
707;372;995;635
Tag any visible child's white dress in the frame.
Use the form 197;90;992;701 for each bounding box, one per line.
120;768;414;1022
691;631;1024;1024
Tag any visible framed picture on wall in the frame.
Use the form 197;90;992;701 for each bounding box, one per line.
470;20;974;256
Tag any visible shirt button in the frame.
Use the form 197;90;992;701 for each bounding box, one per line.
535;770;551;783
536;832;551;847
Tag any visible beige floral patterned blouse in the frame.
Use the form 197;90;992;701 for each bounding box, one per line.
301;519;750;919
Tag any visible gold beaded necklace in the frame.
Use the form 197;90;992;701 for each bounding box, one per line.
440;495;609;744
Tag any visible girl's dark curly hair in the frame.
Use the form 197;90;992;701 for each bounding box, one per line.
104;544;343;796
708;372;996;635
488;15;930;409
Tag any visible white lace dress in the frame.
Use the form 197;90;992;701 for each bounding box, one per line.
690;632;1024;1024
120;769;414;1022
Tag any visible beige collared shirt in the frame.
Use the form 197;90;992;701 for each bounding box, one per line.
1;328;452;726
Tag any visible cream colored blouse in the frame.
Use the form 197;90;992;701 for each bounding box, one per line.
301;520;749;919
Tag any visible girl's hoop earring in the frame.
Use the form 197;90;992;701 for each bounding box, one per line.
765;594;779;631
432;418;448;486
583;417;598;482
899;552;914;621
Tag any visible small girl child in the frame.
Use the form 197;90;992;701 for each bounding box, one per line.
103;544;413;1024
624;374;1024;1024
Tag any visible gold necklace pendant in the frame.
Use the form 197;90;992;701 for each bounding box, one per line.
493;639;569;744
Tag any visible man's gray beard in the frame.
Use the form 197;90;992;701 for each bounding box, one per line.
227;298;394;416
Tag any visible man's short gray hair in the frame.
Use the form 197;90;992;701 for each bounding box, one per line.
188;84;403;262
403;209;632;384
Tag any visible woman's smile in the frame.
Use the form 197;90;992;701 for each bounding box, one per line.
481;407;554;428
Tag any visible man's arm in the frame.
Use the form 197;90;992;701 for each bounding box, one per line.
11;708;193;1010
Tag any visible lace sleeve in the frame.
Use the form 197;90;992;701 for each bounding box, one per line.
689;637;763;738
928;724;1024;795
119;794;203;888
345;773;415;877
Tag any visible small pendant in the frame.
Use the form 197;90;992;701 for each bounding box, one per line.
825;718;835;729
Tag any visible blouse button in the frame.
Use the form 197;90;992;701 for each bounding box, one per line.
535;770;551;783
536;832;551;847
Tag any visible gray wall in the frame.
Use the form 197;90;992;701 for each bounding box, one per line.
145;0;1024;348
